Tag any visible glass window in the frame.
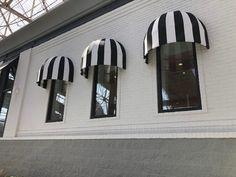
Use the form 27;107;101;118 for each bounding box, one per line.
0;60;18;137
91;65;118;118
157;42;201;112
46;80;67;122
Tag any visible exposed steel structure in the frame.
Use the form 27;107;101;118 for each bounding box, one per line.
0;0;64;40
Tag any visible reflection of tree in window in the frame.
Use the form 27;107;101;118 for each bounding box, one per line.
96;83;110;115
91;66;118;118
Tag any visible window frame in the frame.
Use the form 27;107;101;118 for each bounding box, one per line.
90;65;118;119
156;42;202;113
0;59;18;137
46;80;67;123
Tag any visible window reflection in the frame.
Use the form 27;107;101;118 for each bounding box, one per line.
46;80;67;122
91;66;118;118
56;93;65;105
0;62;18;137
157;42;201;112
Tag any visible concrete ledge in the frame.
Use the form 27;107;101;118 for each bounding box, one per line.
0;138;236;177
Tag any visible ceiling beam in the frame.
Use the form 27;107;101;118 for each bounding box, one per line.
0;2;32;23
0;8;13;35
42;0;48;12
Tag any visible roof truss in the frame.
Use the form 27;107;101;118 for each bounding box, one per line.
0;0;64;40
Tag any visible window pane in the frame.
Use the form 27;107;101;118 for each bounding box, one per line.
0;64;17;137
46;80;67;122
158;42;201;112
91;66;118;118
0;91;12;137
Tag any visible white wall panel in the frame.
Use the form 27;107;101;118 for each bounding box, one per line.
6;0;236;138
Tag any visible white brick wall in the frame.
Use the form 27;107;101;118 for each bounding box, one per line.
4;0;236;139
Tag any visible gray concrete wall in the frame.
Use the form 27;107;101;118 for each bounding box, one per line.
0;139;235;177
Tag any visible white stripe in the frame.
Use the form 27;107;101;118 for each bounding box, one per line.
197;20;206;46
81;46;89;69
166;11;176;43
51;56;60;80
104;39;111;66
36;68;41;82
91;39;100;66
63;58;70;81
144;35;148;56
42;57;53;80
151;18;160;49
181;11;194;42
115;40;123;68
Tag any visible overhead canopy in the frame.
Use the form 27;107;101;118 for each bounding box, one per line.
81;38;126;78
0;57;18;71
144;11;209;63
37;56;74;89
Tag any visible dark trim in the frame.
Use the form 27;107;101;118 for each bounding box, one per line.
156;43;202;113
90;66;99;119
46;80;56;123
0;0;134;61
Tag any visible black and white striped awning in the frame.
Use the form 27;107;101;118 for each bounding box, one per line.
81;38;126;78
144;11;209;63
37;56;74;89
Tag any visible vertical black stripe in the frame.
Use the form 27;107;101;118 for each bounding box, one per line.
84;68;89;79
187;12;201;43
68;58;74;82
38;65;44;86
199;20;210;49
110;39;117;66
97;39;105;65
43;80;47;88
47;56;57;80
58;56;65;80
118;42;126;69
158;13;167;45
174;11;185;42
147;20;155;51
86;46;92;68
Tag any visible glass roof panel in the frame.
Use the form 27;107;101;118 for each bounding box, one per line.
0;0;64;40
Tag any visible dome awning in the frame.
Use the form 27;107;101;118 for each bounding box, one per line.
144;11;209;63
81;38;126;78
37;56;74;89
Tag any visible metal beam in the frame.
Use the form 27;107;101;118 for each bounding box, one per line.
42;0;48;12
0;2;32;23
0;8;13;35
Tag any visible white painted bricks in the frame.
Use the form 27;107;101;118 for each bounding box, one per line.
4;0;236;139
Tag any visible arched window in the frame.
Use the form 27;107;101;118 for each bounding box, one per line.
37;56;74;122
143;11;209;113
81;38;126;118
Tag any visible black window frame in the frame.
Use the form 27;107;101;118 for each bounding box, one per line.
0;58;18;137
156;42;202;113
90;65;118;119
46;80;67;123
